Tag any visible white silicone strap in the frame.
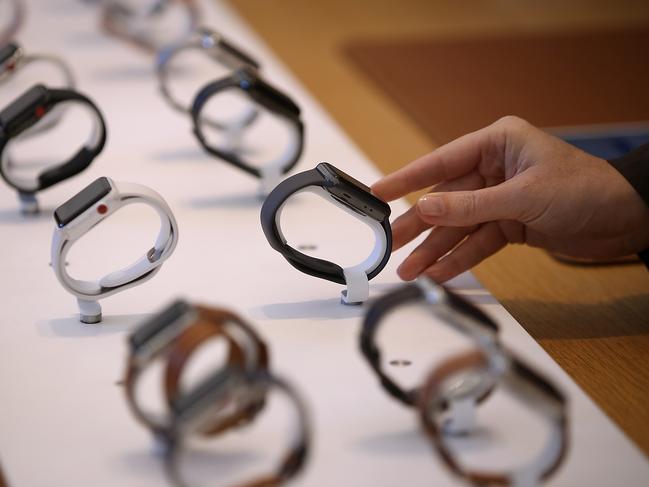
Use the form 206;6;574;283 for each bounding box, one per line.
51;179;178;301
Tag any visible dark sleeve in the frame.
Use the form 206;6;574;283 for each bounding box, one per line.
608;143;649;269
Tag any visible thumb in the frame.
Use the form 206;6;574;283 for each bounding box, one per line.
416;181;523;226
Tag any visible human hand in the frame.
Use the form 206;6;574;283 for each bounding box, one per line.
372;116;649;282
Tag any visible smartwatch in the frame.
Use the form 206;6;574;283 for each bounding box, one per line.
163;369;310;487
0;84;107;213
360;277;499;409
1;42;77;137
191;68;304;195
0;0;23;46
101;0;200;53
260;162;392;304
125;300;264;436
51;177;179;323
419;348;568;487
157;26;260;130
163;304;270;436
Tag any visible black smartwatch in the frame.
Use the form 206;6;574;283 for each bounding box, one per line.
191;68;304;194
0;84;107;213
360;277;500;409
260;162;392;304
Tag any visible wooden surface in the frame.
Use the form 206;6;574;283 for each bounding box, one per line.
228;0;649;456
345;28;649;144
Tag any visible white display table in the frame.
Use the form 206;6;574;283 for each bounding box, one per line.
0;1;647;486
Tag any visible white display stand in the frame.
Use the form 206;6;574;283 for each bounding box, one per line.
0;1;647;486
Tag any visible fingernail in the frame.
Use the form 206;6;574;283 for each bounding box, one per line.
418;194;445;216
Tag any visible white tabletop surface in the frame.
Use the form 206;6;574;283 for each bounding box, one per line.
0;1;647;486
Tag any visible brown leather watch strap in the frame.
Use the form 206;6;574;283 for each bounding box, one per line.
164;372;310;487
124;304;247;435
418;349;569;486
164;305;270;436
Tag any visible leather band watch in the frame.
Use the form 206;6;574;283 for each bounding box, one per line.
125;300;247;436
51;177;179;323
261;162;391;304
0;84;107;213
360;277;499;408
126;301;309;487
191;68;304;195
101;0;200;53
163;305;270;436
164;369;310;487
419;348;569;487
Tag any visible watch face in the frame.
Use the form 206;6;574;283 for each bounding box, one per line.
316;163;391;222
129;299;192;352
238;70;300;118
0;84;51;138
54;177;112;227
0;43;19;65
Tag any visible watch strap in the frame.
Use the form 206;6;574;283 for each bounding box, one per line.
191;71;304;179
0;86;107;192
260;168;347;284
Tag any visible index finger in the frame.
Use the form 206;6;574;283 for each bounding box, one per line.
371;124;496;202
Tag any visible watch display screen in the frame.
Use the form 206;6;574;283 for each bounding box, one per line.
0;84;49;138
54;177;112;227
317;163;391;222
0;43;19;65
130;299;191;352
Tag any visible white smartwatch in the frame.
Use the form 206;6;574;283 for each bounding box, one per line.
51;177;179;323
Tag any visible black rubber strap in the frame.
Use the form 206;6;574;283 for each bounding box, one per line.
191;70;303;178
260;168;347;284
360;283;423;405
218;38;260;71
0;86;107;192
360;282;500;407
